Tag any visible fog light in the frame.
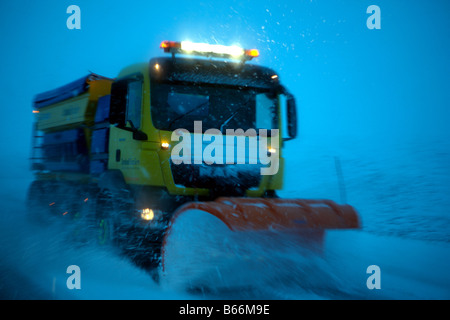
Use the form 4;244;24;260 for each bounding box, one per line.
161;142;170;149
141;208;154;221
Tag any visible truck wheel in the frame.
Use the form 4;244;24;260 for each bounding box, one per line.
94;191;116;246
94;189;133;247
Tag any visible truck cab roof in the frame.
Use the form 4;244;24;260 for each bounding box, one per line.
148;57;280;90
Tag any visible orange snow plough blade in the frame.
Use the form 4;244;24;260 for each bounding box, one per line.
161;198;359;283
171;197;360;232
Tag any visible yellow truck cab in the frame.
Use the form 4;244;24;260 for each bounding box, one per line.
30;41;298;213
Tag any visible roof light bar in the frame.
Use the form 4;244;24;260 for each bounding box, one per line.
160;40;259;61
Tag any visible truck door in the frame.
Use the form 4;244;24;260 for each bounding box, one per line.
108;74;146;183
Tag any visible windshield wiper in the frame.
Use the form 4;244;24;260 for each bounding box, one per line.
219;110;239;132
218;96;252;132
167;101;209;130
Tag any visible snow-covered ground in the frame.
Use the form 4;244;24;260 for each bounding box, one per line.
0;135;449;299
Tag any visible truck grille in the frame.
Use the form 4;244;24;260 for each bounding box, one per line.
171;162;262;195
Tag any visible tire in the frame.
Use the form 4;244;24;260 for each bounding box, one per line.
94;188;134;246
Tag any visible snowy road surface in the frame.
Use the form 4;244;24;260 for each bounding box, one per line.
0;137;449;299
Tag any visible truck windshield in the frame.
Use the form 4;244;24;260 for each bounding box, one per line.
151;82;278;133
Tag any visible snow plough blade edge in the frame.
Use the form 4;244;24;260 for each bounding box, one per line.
171;197;360;232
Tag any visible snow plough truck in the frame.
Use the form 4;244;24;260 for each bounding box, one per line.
27;41;360;283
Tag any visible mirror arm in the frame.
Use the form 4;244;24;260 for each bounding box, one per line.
122;120;148;141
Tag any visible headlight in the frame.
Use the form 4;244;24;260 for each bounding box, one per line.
141;208;154;221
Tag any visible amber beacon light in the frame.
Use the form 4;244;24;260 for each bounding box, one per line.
160;40;259;61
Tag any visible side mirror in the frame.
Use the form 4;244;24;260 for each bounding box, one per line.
132;129;148;141
127;120;148;141
284;93;297;141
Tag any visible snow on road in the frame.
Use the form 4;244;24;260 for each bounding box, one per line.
0;136;449;299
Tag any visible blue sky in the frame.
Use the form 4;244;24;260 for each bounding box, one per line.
1;0;449;159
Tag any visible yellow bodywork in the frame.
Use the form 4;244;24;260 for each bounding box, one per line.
37;79;112;132
34;63;285;198
108;63;285;197
35;79;112;155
